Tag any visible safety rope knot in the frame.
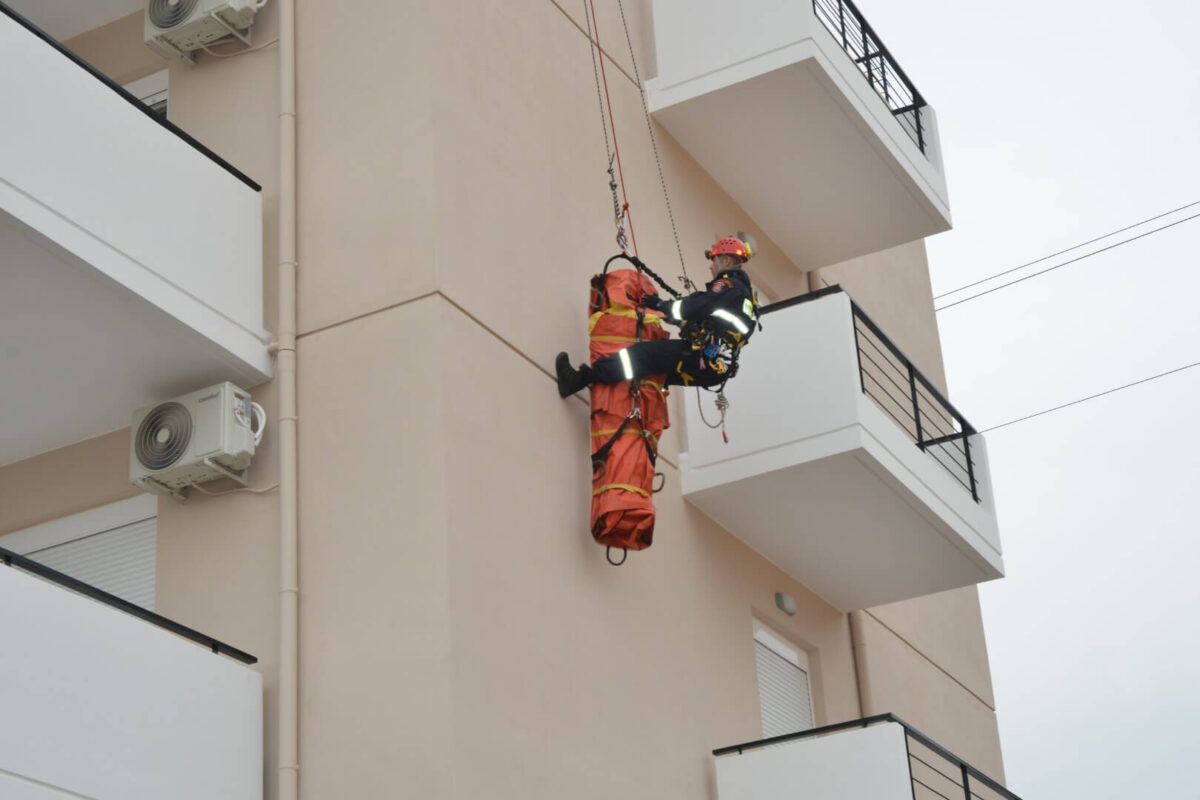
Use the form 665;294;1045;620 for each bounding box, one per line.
697;387;732;443
714;391;730;416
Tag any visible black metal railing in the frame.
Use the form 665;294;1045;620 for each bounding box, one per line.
0;546;257;664
714;713;1023;800
760;286;980;503
812;0;929;155
0;0;260;191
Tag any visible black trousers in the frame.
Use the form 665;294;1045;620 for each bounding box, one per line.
591;339;726;388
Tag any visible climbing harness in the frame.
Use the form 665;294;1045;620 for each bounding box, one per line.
686;284;761;443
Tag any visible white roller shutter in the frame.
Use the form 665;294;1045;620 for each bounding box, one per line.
26;517;157;611
754;624;814;738
0;497;157;611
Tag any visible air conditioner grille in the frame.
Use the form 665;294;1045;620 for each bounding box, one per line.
147;0;200;29
135;402;192;470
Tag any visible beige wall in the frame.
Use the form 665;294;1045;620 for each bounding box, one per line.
0;1;1006;797
0;429;140;536
62;12;161;86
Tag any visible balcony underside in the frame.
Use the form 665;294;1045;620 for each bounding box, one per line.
683;429;1001;612
0;212;269;466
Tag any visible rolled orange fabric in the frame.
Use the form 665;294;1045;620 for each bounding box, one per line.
587;269;671;554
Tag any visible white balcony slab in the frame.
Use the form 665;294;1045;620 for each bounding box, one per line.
0;8;270;466
716;723;912;800
680;292;1002;611
646;0;950;270
0;564;262;800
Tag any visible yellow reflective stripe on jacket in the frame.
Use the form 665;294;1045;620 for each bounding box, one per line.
711;308;750;335
592;483;650;498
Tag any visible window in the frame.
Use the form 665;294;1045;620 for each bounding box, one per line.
123;70;169;118
754;621;815;738
0;495;157;610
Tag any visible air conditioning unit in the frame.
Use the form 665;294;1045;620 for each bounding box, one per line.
130;382;264;500
144;0;267;63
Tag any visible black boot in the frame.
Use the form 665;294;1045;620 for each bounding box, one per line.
556;352;591;398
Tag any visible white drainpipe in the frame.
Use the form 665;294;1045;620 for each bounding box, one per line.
276;0;299;797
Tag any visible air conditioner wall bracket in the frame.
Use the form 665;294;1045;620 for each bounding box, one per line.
201;457;249;486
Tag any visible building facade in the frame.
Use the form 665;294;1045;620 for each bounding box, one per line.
0;1;1012;798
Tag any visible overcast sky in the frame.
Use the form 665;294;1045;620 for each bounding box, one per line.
855;0;1200;795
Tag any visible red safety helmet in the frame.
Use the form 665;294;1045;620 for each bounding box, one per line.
705;236;753;263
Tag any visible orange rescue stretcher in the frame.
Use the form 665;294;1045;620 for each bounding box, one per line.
588;263;671;564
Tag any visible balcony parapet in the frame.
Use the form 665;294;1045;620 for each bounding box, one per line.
1;545;256;663
764;286;982;503
0;1;259;191
713;714;1021;800
812;0;930;157
680;287;1002;611
0;547;261;800
646;0;950;270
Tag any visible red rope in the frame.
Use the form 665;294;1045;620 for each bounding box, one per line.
587;0;639;257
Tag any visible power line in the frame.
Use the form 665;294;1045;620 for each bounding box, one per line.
935;210;1200;312
982;359;1200;433
934;199;1200;300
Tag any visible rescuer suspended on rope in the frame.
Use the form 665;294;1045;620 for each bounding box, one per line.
556;236;761;396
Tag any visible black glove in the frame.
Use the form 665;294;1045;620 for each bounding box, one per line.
641;294;664;312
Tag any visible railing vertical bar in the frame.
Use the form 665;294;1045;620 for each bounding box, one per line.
909;364;924;448
862;26;873;87
961;764;971;800
838;0;847;48
905;731;918;800
852;319;867;394
964;432;979;502
917;106;925;153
